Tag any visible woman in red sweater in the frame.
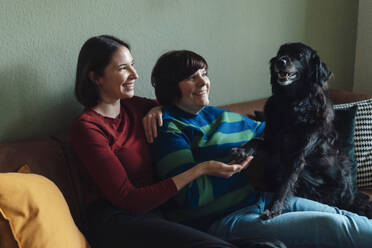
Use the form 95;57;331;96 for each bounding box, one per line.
70;35;265;248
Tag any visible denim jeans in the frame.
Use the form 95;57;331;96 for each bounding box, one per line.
84;199;286;248
208;192;372;248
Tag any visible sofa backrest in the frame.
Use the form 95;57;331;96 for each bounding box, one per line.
0;136;84;229
219;89;372;115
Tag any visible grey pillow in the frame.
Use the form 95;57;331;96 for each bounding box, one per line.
334;99;372;188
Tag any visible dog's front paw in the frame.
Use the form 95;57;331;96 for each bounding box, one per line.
229;147;252;163
260;209;282;220
229;140;261;163
260;209;274;220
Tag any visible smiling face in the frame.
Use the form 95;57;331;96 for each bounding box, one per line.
96;46;138;103
176;68;210;114
269;42;333;100
270;43;313;87
273;57;300;86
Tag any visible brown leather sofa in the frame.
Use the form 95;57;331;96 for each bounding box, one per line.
1;89;371;234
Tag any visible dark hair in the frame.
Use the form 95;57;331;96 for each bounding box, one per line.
151;50;208;107
75;35;130;108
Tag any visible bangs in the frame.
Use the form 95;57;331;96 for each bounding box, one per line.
178;51;208;81
151;49;209;107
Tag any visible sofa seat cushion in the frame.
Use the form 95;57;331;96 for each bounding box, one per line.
0;172;90;248
360;188;372;200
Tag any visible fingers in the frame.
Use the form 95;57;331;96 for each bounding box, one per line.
203;160;252;178
151;110;163;139
156;111;163;127
227;156;253;174
143;116;153;143
240;156;254;169
228;155;253;166
143;108;163;143
226;163;246;177
143;106;163;143
227;158;237;165
151;114;157;140
230;164;242;172
218;163;242;177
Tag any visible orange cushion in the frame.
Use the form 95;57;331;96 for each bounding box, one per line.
0;164;30;248
0;172;90;248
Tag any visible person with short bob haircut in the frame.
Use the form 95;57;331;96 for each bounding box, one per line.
71;35;274;248
150;49;372;248
151;50;208;107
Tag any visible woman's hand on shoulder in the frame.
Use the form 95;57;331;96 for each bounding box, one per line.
143;106;163;143
199;156;253;178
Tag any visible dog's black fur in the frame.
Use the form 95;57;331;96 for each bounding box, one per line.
231;42;372;220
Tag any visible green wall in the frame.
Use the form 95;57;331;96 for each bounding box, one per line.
305;0;359;90
0;0;358;142
353;0;372;94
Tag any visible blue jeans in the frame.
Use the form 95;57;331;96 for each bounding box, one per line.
208;192;372;248
84;199;286;248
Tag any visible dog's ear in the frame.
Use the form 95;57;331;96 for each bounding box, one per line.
269;57;281;94
311;53;333;85
269;57;276;75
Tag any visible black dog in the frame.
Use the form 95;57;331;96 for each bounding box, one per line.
231;42;372;220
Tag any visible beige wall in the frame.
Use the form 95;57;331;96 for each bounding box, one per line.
0;0;359;142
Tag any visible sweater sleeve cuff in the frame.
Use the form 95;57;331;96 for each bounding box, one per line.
165;177;178;196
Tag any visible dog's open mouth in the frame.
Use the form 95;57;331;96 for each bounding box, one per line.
275;69;299;86
278;71;297;80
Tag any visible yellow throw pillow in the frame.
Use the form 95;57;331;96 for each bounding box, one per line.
0;173;90;248
0;164;31;248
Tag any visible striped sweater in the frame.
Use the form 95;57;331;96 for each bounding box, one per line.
151;106;265;228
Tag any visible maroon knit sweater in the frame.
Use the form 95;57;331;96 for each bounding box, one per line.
71;96;177;214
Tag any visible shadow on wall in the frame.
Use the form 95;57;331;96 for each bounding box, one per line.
0;64;82;143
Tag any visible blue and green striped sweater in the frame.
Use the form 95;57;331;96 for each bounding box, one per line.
151;106;265;228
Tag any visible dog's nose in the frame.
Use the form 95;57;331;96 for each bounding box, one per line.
278;57;288;66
